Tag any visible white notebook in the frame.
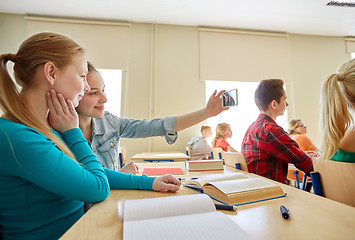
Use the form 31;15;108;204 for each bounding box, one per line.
122;194;253;240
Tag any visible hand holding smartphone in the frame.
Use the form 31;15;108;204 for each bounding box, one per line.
222;89;238;108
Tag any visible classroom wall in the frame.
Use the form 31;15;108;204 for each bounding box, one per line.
288;35;350;146
0;13;351;159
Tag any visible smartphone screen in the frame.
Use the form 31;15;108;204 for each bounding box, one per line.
222;89;238;107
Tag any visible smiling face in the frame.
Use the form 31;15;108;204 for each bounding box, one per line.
52;53;89;107
76;70;107;118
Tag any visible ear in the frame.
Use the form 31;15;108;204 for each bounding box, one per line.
43;62;57;86
269;100;278;110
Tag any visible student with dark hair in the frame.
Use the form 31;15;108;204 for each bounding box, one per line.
241;79;313;184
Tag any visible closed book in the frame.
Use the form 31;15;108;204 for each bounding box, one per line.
185;159;224;171
203;178;285;205
142;168;183;175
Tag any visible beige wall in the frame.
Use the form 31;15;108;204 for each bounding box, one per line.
288;35;350;146
0;13;351;159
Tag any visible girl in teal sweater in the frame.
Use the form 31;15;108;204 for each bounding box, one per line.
0;32;181;239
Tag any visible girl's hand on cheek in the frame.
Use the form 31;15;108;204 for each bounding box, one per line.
47;89;79;133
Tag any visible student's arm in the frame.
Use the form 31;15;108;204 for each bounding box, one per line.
1;126;110;203
105;169;180;192
258;124;313;175
175;90;227;132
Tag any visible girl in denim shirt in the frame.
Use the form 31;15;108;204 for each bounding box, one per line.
76;62;228;173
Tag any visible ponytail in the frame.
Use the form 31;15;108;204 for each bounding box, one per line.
0;32;85;161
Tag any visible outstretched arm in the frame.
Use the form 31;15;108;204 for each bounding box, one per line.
175;90;228;132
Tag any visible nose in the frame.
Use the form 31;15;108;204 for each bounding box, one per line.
83;78;90;92
100;92;108;103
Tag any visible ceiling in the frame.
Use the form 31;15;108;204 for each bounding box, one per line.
1;0;355;37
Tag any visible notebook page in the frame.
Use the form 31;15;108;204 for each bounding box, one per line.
208;178;278;194
123;211;253;240
123;194;215;221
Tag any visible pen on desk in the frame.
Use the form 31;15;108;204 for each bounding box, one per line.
215;204;237;211
280;205;290;219
178;177;198;181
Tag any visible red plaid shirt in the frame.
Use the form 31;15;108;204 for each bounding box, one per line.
241;114;313;184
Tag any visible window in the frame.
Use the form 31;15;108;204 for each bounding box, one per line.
352;53;355;59
97;69;123;117
205;80;288;151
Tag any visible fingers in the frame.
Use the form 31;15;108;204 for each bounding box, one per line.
163;174;182;187
46;91;55;114
216;90;226;98
67;99;76;115
152;174;181;192
57;93;69;115
162;182;180;192
49;89;64;116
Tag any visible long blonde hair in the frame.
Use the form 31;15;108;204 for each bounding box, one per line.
320;58;355;161
288;119;301;135
0;32;84;160
212;123;230;147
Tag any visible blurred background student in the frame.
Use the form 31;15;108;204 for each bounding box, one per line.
288;119;318;152
76;62;229;173
320;58;355;163
187;125;213;160
212;123;238;152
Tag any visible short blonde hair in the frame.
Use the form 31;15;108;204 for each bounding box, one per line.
288;119;302;135
200;125;212;134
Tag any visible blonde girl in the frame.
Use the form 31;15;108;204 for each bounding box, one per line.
320;58;355;162
212;123;238;152
0;32;180;240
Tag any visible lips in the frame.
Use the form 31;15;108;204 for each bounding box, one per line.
95;106;105;111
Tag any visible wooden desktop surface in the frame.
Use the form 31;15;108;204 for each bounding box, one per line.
130;152;190;162
60;164;355;240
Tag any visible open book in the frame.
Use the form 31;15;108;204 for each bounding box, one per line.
185;173;285;205
185;172;248;188
123;194;252;240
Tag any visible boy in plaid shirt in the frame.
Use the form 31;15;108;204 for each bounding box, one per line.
241;79;313;184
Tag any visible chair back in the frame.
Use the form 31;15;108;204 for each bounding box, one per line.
185;146;191;157
222;152;249;172
313;158;355;207
211;147;223;159
118;147;126;169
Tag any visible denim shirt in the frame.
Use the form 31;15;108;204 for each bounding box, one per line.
89;112;178;170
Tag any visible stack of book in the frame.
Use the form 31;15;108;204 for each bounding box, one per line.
185;159;224;171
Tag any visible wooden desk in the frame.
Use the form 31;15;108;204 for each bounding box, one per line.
131;152;190;162
60;166;355;240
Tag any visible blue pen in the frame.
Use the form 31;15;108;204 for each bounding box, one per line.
280;205;290;219
178;177;198;181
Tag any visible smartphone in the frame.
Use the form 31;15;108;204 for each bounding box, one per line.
222;89;238;107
